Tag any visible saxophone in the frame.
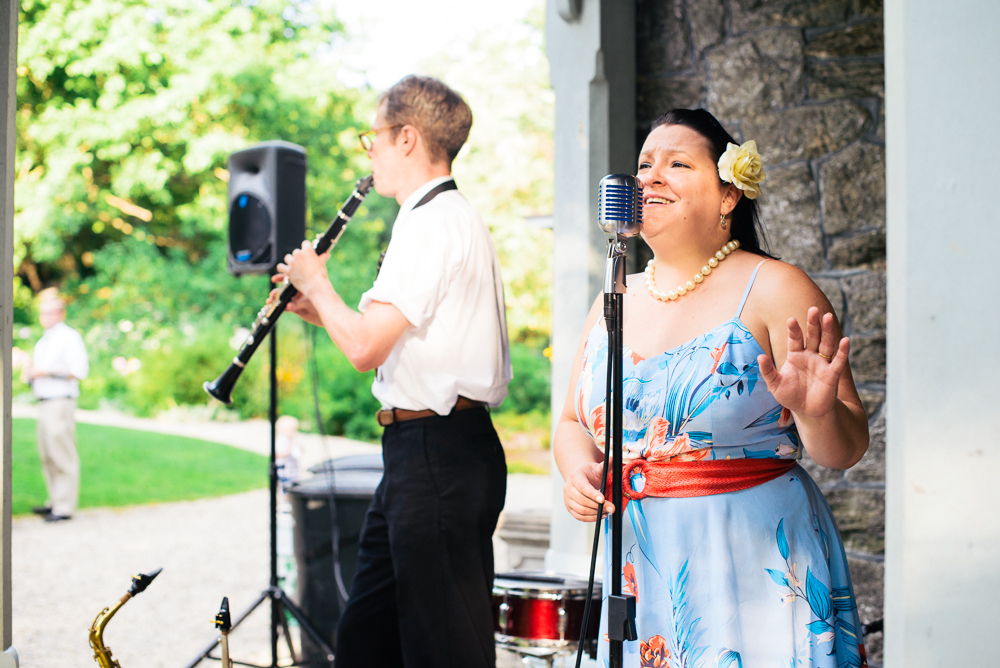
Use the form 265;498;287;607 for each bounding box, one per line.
89;569;162;668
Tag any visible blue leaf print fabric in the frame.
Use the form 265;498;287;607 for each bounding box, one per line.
575;264;868;667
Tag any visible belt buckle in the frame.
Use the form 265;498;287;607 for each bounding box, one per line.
622;459;649;500
376;409;395;427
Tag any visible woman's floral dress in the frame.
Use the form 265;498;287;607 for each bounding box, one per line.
575;262;868;668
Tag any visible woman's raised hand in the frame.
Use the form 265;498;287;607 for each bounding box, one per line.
757;307;850;419
563;461;614;522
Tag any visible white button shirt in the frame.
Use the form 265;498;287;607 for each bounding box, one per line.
359;177;512;414
31;321;89;399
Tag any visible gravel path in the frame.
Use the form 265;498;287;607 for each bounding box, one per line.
10;406;553;666
13;490;276;668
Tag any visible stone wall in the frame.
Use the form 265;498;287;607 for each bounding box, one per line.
635;0;886;662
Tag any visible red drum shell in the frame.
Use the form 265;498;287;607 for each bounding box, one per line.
492;574;601;646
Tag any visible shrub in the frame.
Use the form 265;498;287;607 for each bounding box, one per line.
499;343;551;414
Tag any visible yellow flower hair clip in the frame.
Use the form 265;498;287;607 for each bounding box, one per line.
717;140;766;200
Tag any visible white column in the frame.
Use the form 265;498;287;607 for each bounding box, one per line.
545;0;634;575
0;0;16;664
884;1;1000;664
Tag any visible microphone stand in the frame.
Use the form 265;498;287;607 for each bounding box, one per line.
604;234;637;668
575;173;641;668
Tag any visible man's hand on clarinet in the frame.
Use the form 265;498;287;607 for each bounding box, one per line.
267;289;322;326
270;241;332;327
275;240;331;296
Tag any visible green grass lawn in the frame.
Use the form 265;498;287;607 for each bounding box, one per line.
12;418;268;516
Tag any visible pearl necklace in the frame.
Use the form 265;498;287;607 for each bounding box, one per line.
644;239;741;302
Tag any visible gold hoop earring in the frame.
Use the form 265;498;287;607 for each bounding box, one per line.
720;214;728;230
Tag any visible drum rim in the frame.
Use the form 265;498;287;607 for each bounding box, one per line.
492;586;591;600
495;633;578;652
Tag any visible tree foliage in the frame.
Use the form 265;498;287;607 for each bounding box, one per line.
424;4;554;347
15;0;394;303
13;0;553;438
13;0;398;435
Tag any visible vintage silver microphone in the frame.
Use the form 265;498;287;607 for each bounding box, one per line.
577;174;643;668
598;174;643;236
597;174;643;293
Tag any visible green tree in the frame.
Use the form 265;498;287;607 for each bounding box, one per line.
13;0;555;435
14;0;395;435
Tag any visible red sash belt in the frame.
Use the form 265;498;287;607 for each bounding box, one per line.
606;457;797;500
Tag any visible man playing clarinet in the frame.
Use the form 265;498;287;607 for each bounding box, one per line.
275;75;511;668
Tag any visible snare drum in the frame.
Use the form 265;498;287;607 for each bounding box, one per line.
492;572;601;654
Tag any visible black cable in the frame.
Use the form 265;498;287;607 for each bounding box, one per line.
575;313;615;668
305;322;351;607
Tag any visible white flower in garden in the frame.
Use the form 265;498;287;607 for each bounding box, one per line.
717;140;766;199
230;327;251;350
113;356;142;376
112;357;128;375
118;319;134;333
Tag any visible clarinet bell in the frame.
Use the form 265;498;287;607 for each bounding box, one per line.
204;362;243;405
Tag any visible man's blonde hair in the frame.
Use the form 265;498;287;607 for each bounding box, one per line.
379;75;472;165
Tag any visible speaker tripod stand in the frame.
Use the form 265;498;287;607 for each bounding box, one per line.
186;327;336;668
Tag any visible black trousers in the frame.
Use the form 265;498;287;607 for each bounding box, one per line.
335;407;507;668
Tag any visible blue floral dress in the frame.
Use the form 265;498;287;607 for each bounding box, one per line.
575;262;868;668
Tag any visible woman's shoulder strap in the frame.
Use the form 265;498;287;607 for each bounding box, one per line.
735;260;771;318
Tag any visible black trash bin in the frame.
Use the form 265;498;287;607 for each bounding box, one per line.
288;453;383;664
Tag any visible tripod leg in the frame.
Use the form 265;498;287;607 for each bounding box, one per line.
278;606;298;665
183;590;270;668
273;587;335;664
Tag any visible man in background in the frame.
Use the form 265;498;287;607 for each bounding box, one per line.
24;292;89;522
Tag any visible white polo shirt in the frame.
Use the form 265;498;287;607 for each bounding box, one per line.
31;321;89;400
359;176;512;414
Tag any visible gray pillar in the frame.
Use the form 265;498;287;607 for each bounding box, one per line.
545;0;634;575
0;0;15;664
884;1;1000;664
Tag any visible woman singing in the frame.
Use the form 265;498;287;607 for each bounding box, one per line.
554;109;870;667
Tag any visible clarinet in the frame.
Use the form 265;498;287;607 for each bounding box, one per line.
204;175;374;405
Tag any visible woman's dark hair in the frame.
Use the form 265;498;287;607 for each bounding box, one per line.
650;109;775;258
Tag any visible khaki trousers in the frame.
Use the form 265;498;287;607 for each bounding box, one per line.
36;397;79;517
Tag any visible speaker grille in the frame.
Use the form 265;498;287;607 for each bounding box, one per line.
228;193;272;265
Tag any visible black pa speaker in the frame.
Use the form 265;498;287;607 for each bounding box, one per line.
226;141;307;275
